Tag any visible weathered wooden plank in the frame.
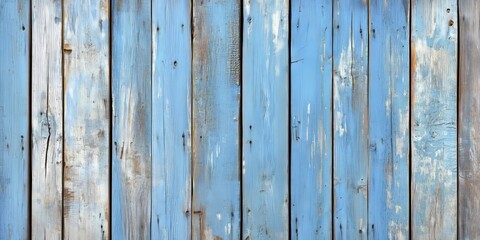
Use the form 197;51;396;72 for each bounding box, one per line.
111;1;151;239
0;0;30;238
290;0;332;239
63;0;110;238
152;0;192;239
31;0;63;238
192;0;241;239
333;0;368;238
368;0;410;239
459;0;479;239
411;0;458;238
242;0;289;238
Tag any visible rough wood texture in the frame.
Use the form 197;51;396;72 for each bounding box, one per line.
0;0;30;238
459;0;480;239
290;0;332;239
242;0;289;238
31;0;63;238
111;0;152;238
192;0;241;239
333;0;368;238
411;0;458;238
152;0;192;239
63;0;110;238
368;0;410;239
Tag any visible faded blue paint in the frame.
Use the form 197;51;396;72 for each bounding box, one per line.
411;0;458;238
290;0;332;239
368;0;410;239
192;0;241;239
112;0;152;239
333;0;368;238
242;0;289;239
0;0;29;238
152;0;192;239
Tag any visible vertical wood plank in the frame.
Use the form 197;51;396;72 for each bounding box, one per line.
63;0;110;238
111;0;152;239
152;0;192;239
411;0;458;238
368;0;410;239
31;0;63;238
0;0;30;238
290;0;332;239
459;1;480;238
242;0;289;238
192;0;241;239
333;0;369;238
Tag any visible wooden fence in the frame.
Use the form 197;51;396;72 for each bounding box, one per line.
0;0;479;239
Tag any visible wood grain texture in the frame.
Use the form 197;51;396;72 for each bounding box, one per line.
192;0;241;239
63;0;110;238
333;0;368;238
459;0;480;239
411;0;458;238
0;0;30;238
152;0;192;239
368;0;410;239
31;0;63;238
242;0;289;238
111;0;151;238
290;0;332;239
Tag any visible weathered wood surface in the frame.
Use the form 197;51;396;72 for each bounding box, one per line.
459;0;480;239
63;0;110;238
411;0;458;238
290;0;332;239
242;0;289;238
0;0;30;238
31;0;63;238
333;0;368;238
111;0;152;239
152;0;192;239
192;0;241;239
368;0;410;239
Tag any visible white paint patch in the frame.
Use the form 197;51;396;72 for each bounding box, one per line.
216;213;222;221
306;103;311;141
215;144;221;158
395;205;402;214
225;223;232;235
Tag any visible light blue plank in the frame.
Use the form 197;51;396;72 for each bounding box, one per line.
192;0;241;239
111;0;152;239
290;0;332;239
0;0;30;238
63;0;110;238
152;0;192;239
368;0;410;239
333;0;368;238
411;0;458;238
242;0;289;238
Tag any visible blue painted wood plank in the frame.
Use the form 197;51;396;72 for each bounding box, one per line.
111;0;152;239
242;0;289;238
290;0;332;239
152;0;192;239
368;0;410;239
333;0;368;238
63;0;110;238
31;0;63;238
192;0;241;239
411;0;458;238
0;0;30;238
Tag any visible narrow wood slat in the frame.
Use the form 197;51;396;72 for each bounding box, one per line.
242;0;289;238
0;0;30;238
63;0;110;238
290;0;332;239
31;0;63;238
111;0;152;238
152;0;192;239
192;0;241;238
411;0;458;238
